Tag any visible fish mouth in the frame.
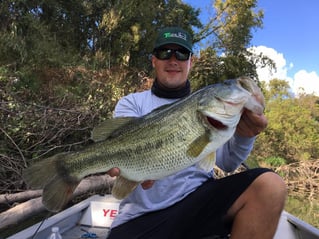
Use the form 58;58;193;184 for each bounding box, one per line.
206;116;228;130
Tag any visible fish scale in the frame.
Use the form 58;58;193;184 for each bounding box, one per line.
23;77;264;212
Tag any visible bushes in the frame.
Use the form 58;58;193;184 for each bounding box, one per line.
264;156;286;167
0;66;145;193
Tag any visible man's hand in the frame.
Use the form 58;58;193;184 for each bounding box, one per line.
107;168;155;189
236;109;268;137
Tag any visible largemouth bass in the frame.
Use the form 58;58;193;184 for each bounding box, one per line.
23;77;264;212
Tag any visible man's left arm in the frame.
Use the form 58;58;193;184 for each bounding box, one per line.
216;109;268;172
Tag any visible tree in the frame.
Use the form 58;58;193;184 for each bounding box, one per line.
189;0;274;88
0;0;82;70
251;79;319;163
266;78;292;100
0;0;203;71
94;0;202;69
212;0;263;54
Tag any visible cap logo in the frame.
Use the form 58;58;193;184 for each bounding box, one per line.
154;27;192;52
163;32;187;41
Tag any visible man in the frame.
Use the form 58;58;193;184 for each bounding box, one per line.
106;27;286;239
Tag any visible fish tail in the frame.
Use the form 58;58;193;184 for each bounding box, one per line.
23;153;80;212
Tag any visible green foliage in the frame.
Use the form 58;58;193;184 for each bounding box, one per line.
189;0;268;88
286;196;319;228
266;78;292;100
190;47;223;90
94;0;202;70
264;156;286;167
212;0;263;54
190;49;260;91
251;79;319;164
0;0;266;78
0;1;79;69
0;66;143;192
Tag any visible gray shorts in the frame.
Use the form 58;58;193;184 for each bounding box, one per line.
107;168;272;239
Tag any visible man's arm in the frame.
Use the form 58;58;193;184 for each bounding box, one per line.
216;109;268;172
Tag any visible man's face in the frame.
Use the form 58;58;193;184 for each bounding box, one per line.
152;44;192;89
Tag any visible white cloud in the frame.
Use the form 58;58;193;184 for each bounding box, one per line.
249;46;319;96
293;70;319;96
248;46;292;82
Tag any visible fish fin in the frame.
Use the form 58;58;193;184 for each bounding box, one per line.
91;117;136;142
149;102;174;113
186;133;210;157
111;176;139;199
42;175;80;212
23;153;80;212
198;152;216;171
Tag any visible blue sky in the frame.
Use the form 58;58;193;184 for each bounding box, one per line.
183;0;319;96
252;0;319;76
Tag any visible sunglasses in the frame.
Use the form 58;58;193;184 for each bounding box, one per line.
153;48;191;61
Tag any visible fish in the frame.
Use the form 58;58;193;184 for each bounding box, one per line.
22;77;264;212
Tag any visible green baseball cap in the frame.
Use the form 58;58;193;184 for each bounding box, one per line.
154;27;193;52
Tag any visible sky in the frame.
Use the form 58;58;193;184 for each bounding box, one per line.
183;0;319;96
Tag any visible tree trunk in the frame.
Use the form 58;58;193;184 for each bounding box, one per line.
0;190;42;204
0;174;115;230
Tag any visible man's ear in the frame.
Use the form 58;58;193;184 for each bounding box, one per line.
151;55;156;68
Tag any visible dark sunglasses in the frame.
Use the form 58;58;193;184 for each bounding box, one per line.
153;48;191;61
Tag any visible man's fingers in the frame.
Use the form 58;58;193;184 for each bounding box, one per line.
107;169;155;190
107;168;120;177
237;109;268;137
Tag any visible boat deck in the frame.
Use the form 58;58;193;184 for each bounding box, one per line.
8;194;319;239
62;225;109;238
8;195;115;239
